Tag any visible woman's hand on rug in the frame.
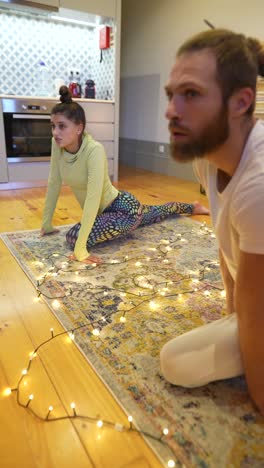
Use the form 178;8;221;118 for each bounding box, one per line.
68;254;103;264
40;228;60;236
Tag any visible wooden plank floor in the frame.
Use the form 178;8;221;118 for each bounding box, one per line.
0;165;210;468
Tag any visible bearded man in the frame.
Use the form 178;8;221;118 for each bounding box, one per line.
161;29;264;416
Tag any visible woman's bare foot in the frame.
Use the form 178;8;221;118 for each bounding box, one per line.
192;201;210;215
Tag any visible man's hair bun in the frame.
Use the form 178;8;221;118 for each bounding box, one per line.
247;37;264;77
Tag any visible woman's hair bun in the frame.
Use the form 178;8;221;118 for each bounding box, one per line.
59;85;73;104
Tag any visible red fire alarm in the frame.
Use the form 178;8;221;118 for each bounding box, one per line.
99;26;111;50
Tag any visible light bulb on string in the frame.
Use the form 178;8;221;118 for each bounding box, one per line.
92;328;100;336
163;428;169;436
160;239;169;245
128;415;133;429
26;394;34;407
70;402;77;416
33;296;41;303
46;405;53;419
120;316;126;323
97;420;103;428
167;460;175;468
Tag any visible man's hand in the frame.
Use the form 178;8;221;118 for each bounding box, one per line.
40;228;60;236
68;254;102;264
236;250;264;416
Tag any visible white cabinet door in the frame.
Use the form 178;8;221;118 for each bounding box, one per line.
80;102;114;123
107;158;114;177
86;123;114;141
77;101;116;179
59;0;116;17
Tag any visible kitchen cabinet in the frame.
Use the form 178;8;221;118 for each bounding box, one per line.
59;0;116;18
80;100;115;178
0;100;8;183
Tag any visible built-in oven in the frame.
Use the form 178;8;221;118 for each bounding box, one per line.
2;98;54;162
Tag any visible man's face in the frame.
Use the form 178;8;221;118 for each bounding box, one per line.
165;50;229;162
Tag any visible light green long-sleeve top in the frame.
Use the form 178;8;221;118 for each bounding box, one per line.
42;132;119;261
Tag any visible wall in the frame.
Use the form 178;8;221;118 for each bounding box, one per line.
0;9;115;100
60;0;116;18
120;0;264;180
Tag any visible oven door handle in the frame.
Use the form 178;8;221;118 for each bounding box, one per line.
13;114;51;119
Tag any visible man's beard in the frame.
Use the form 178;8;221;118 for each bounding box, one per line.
169;105;229;163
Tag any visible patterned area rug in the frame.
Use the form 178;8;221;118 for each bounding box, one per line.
1;217;264;467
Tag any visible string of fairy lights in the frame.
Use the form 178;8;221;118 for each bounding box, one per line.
3;221;225;468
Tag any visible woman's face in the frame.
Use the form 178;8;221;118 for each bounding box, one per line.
51;113;83;153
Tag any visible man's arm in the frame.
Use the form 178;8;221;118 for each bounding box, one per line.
235;250;264;416
219;249;235;314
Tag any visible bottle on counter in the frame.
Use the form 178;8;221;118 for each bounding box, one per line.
38;61;51;96
69;71;76;96
76;72;82;98
84;79;96;99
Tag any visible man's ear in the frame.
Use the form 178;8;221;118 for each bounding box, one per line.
229;87;255;117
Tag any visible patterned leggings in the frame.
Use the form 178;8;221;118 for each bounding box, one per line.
66;190;193;250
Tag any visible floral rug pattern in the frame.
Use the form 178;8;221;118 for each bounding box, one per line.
1;217;264;468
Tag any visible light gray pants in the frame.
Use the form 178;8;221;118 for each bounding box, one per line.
160;313;244;387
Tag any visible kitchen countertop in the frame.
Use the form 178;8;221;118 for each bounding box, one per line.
0;94;114;104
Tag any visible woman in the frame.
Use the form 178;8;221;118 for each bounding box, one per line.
41;86;209;264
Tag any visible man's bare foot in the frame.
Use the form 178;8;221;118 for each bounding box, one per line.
192;201;210;215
